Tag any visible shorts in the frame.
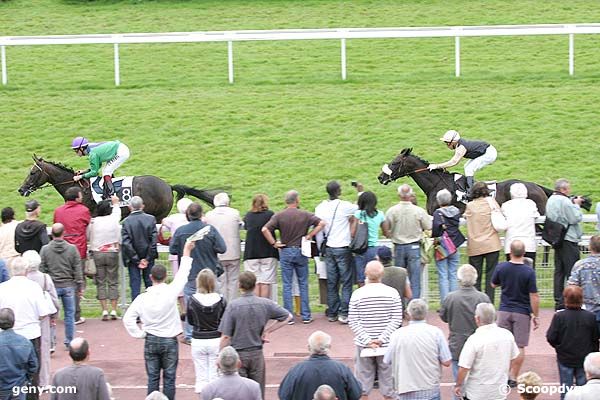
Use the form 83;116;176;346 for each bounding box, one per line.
244;258;278;284
497;310;531;347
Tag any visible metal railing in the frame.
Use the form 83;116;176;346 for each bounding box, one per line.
2;23;600;86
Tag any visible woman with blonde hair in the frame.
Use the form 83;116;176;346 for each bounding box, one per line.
187;268;226;396
243;194;279;298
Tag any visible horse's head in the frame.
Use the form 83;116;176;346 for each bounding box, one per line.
18;155;50;196
377;148;428;185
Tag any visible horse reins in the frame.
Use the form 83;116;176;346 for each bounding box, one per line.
392;160;454;189
29;162;85;191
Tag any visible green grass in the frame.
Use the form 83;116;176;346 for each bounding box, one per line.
2;0;600;314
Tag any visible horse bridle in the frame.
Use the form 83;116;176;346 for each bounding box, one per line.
26;161;81;192
382;157;453;188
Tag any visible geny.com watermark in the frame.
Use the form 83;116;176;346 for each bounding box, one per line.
499;383;576;396
12;385;77;396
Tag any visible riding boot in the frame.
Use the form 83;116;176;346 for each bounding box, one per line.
465;176;475;200
102;175;114;200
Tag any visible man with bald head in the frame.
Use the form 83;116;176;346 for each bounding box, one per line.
385;184;431;298
348;261;402;399
279;330;362;400
40;223;82;350
51;338;111;400
313;385;338;400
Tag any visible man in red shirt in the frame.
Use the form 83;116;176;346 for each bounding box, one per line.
54;186;91;324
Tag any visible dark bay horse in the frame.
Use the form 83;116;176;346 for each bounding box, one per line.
377;148;553;215
18;155;220;222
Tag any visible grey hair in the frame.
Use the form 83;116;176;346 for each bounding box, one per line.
308;330;331;355
0;308;15;330
145;391;169;400
457;264;478;287
475;302;496;325
436;189;452;207
554;178;570;192
285;190;299;205
213;192;230;207
397;184;414;198
10;257;28;276
218;346;240;375
176;198;193;214
22;250;41;272
313;384;336;400
407;298;428;321
130;196;144;211
510;183;528;199
584;352;600;379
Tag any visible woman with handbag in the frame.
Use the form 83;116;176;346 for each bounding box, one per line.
432;189;465;302
351;191;389;286
24;250;59;389
464;182;502;304
88;196;121;321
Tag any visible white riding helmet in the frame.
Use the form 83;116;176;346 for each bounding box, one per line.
440;130;460;143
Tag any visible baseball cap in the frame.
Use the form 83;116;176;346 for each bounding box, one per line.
376;246;393;261
25;199;40;212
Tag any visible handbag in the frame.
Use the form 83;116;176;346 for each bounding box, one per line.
43;275;58;315
486;197;508;232
84;256;97;277
542;218;568;249
320;200;341;257
434;214;457;261
350;211;369;254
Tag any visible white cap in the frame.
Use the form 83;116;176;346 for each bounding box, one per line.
176;198;193;214
440;130;460;143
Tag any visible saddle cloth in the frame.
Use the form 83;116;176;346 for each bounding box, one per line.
454;174;496;203
90;176;134;206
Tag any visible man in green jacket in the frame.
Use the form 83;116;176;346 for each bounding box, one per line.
71;136;130;199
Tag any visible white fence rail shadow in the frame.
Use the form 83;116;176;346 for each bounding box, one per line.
2;23;600;85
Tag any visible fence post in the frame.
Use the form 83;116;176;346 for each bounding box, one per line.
454;33;461;77
341;38;347;80
1;45;7;85
569;33;575;76
228;41;234;84
114;43;120;86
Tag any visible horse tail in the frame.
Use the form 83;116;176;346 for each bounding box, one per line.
537;184;554;198
171;185;228;208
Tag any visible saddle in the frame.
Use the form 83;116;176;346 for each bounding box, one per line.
90;176;134;206
453;174;496;203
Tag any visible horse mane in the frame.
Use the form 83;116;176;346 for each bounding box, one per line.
38;158;75;174
400;148;430;166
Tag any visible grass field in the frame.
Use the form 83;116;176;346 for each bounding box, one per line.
2;0;600;314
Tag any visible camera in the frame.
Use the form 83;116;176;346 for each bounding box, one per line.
351;181;358;187
570;195;592;211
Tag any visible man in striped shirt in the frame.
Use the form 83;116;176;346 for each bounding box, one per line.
348;260;402;400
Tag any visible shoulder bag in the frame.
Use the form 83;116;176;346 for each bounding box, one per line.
486;197;508;232
320;200;340;257
84;221;97;277
542;218;568;249
350;211;369;254
434;213;457;261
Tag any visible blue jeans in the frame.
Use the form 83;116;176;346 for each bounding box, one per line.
55;286;75;346
128;262;153;301
183;282;196;340
436;250;460;302
0;390;25;400
394;242;422;298
354;246;377;284
325;247;353;318
557;361;586;400
144;334;179;400
280;247;311;321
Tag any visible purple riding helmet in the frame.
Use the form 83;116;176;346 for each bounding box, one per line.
71;136;89;150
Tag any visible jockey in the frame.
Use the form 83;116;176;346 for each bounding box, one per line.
427;130;497;196
71;137;130;199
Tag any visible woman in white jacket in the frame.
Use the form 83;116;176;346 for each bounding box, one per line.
501;183;540;266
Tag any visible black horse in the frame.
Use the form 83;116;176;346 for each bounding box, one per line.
18;155;220;222
377;148;554;215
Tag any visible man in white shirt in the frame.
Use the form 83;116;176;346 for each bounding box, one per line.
0;257;52;400
454;303;520;400
315;181;358;323
124;240;194;400
349;261;402;399
384;298;452;400
204;192;242;302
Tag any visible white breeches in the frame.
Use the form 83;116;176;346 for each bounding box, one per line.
102;143;130;176
464;145;497;177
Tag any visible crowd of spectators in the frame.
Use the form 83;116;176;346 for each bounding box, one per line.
0;177;599;400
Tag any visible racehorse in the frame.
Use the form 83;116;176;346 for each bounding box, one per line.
377;148;554;215
18;155;221;222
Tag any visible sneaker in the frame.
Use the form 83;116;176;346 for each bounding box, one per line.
287;319;295;325
338;315;348;324
302;318;313;324
101;311;109;321
110;310;118;320
507;379;517;388
50;347;55;354
327;316;338;322
74;317;86;325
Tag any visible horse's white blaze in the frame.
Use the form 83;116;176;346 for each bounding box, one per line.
381;164;393;176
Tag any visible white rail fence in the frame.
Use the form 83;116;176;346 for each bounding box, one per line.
2;23;600;86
